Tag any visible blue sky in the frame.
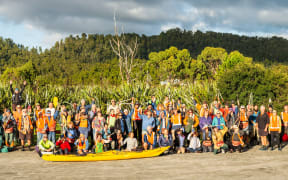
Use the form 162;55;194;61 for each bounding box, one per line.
0;0;288;49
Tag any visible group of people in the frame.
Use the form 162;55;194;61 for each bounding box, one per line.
1;81;288;156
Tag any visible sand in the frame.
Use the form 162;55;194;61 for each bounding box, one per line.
0;145;288;180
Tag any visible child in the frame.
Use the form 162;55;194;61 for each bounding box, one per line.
175;129;185;154
107;109;116;133
102;123;112;151
94;133;104;153
123;132;138;151
158;129;173;147
74;134;89;155
187;132;201;153
65;121;77;143
56;135;71;155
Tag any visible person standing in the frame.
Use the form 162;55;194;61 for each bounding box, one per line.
269;110;282;151
256;105;270;151
10;80;26;111
281;105;288;135
18;108;33;151
2;109;16;149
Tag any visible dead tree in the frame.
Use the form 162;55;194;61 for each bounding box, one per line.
109;14;138;84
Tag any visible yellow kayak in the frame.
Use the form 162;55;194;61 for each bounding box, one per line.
42;146;170;162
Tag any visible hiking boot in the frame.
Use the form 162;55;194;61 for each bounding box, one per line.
278;146;282;151
221;149;225;154
259;146;264;150
271;147;274;151
21;146;25;151
28;146;31;151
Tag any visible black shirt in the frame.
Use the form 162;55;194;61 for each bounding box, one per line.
256;113;270;129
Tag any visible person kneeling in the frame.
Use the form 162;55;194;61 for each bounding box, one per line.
231;125;244;153
202;137;213;153
74;134;89;155
37;134;55;157
143;126;157;150
187;131;201;153
56;135;71;155
175;129;185;154
212;125;228;155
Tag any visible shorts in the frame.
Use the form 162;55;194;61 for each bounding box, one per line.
258;129;268;137
172;125;182;130
19;131;32;141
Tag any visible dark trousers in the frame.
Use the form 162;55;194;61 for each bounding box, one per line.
232;145;242;151
133;120;142;144
60;148;69;155
270;131;280;147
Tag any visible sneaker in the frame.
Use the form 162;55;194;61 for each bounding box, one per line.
271;147;274;151
221;149;225;154
278;147;282;151
21;147;25;151
259;146;264;150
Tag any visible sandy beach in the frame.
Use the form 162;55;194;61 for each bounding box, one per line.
0;145;288;180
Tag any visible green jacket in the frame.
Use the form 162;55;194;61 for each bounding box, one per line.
39;139;55;151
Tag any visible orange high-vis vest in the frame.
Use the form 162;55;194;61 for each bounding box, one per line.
281;112;288;124
143;132;155;145
18;116;33;131
132;108;141;121
35;109;45;120
36;117;47;133
79;116;88;128
240;112;248;129
269;115;281;132
203;140;212;146
171;114;182;126
232;133;244;147
45;116;56;131
78;139;87;150
13;111;22;123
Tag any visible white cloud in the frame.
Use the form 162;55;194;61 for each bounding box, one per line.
161;23;182;32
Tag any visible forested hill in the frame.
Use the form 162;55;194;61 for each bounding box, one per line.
48;28;288;62
1;28;288;85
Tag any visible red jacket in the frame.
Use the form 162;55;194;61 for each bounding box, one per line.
56;140;71;152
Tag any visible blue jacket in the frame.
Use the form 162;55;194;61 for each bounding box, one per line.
141;115;156;132
66;128;78;140
77;101;95;114
212;116;226;130
158;134;172;147
249;111;260;126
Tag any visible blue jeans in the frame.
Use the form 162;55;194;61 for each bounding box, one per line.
48;131;55;144
79;127;89;139
187;147;201;153
202;130;211;140
37;132;44;145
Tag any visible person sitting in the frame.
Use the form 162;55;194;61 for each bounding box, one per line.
175;129;185;154
65;121;78;149
158;129;173;147
74;134;89;155
102;123;112;151
114;130;123;150
212;125;228;155
37;134;55;156
231;125;244;153
143;126;157;150
187;131;201;153
202;136;213;153
93;133;104;153
56;135;71;155
123;132;138;151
